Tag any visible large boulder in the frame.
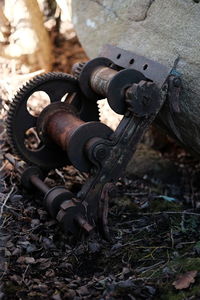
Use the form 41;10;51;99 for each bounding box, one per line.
71;0;200;157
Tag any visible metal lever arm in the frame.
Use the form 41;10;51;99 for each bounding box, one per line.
69;80;164;238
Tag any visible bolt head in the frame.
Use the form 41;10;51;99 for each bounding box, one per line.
94;145;107;160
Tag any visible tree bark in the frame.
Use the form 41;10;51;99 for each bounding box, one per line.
1;0;53;71
23;0;53;71
0;5;10;40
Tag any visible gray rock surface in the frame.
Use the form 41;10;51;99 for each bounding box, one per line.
71;0;200;157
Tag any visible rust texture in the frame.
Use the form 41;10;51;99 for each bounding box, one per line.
46;111;85;151
90;66;117;97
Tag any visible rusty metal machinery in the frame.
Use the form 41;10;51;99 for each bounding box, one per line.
6;45;182;239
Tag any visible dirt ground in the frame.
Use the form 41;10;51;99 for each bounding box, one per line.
1;24;200;300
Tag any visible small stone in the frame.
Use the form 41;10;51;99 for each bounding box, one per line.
146;285;156;295
25;256;36;264
77;285;89;296
31;219;40;227
42;237;55;249
88;241;101;253
12;248;21;256
64;289;76;298
52;292;62;300
26;244;37;253
118;279;135;288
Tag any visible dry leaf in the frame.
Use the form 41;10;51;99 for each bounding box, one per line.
172;270;197;290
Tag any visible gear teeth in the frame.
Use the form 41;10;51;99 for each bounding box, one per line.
97;100;101;120
72;62;86;79
6;72;78;165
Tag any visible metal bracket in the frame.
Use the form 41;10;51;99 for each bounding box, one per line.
100;44;172;88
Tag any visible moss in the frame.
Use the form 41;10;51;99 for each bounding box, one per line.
113;196;139;212
170;257;200;272
149;198;183;212
4;281;22;294
149;258;200;299
159;282;200;300
159;291;184;300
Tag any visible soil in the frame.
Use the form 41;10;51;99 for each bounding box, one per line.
1;24;200;300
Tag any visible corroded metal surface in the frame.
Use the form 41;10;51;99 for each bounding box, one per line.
6;46;181;238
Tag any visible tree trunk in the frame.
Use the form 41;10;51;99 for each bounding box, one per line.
2;0;52;71
24;0;53;71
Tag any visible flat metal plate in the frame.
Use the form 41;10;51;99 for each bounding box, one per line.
100;44;171;88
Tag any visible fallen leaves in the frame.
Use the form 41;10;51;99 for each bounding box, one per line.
172;270;198;290
16;256;35;264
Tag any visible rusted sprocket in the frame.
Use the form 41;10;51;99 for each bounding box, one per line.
6;72;99;169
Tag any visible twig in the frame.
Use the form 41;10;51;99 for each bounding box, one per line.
139;247;158;260
139;211;200;217
55;169;65;184
21;265;29;284
0;215;12;229
179;241;196;245
170;228;174;249
0;161;8;172
118;221;155;233
0;267;7;282
0;186;15;219
138;260;165;274
124;192;148;196
190;175;195;208
0;128;6;140
180;211;186;231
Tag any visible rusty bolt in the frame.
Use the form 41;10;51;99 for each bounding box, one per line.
75;215;94;233
93;145;108;160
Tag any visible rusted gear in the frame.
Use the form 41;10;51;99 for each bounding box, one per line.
71;62;86;79
73;61;103;119
6;72;99;169
125;81;161;117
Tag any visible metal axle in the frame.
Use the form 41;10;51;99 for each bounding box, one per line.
5;155;94;236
